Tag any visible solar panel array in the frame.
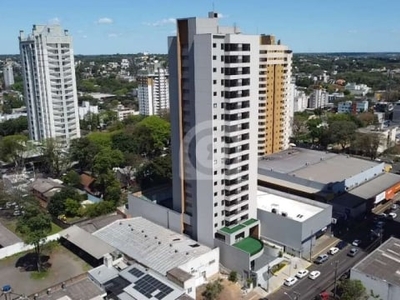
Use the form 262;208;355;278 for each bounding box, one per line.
133;274;174;299
128;267;145;278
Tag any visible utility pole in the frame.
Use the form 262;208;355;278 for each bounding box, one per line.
333;260;339;298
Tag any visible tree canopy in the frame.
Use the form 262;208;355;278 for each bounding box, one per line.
339;279;368;300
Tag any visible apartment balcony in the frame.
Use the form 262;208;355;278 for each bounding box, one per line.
224;187;249;201
224;208;248;222
225;144;250;157
224;166;249;180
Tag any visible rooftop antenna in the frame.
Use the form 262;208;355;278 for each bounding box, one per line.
212;2;215;12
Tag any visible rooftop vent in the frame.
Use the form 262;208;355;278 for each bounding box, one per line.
175;250;178;253
170;244;173;247
131;228;133;231
186;252;189;255
172;238;180;241
271;208;278;214
189;244;200;248
144;235;147;238
154;236;158;239
119;222;122;225
158;241;161;245
141;230;144;233
281;212;288;217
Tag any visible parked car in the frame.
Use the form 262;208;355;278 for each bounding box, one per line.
309;270;321;280
391;204;398;210
295;269;309;279
328;247;339;255
352;239;362;247
284;277;298;287
348;248;359;257
314;254;329;264
388;212;397;219
335;240;348;250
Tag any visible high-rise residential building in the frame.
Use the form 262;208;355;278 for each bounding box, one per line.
308;87;328;109
168;12;259;247
19;25;80;144
3;62;15;89
137;63;169;116
258;35;293;156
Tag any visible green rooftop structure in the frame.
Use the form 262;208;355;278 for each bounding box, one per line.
233;237;264;256
219;218;258;234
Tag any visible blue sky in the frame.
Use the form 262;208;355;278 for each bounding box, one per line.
2;0;400;55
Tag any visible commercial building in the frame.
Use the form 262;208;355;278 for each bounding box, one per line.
258;148;400;218
293;90;308;113
257;187;332;258
168;11;259;247
357;125;397;154
19;25;81;144
308;87;328;109
3;62;14;89
258;35;293;155
351;237;400;300
137;63;169;116
89;260;193;300
337;100;369;114
114;104;140;121
93;217;219;291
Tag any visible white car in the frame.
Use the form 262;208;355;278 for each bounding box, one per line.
388;212;397;219
308;270;321;280
284;277;298;287
352;239;361;247
295;269;309;279
329;247;339;255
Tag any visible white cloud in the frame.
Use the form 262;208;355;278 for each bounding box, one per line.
96;17;113;24
218;13;229;19
108;33;121;38
143;18;176;27
48;17;61;25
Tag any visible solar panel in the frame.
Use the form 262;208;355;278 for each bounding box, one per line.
128;267;145;278
133;274;174;299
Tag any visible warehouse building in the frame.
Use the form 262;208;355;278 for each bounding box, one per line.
257;187;332;258
351;237;400;300
258;148;400;218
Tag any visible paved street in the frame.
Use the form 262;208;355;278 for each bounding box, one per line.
267;244;368;300
267;199;400;300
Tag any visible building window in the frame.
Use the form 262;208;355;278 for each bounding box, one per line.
214;202;218;206
213;115;217;120
214;181;217;186
214;213;218;217
213;92;217;96
214;149;217;153
213;68;217;72
213;43;216;48
214;137;217;142
214;171;217;175
213;55;217;60
213;126;217;131
213;103;217;108
214;223;218;228
213;80;217;84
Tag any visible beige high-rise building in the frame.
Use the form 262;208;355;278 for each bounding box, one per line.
258;35;293;156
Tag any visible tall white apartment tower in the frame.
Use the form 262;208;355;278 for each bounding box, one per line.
168;12;259;247
137;63;169;115
19;25;81;144
3;62;15;89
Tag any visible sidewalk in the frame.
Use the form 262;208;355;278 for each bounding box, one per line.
311;234;339;260
265;255;311;294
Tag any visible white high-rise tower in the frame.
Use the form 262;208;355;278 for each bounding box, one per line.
3;62;15;89
19;25;80;144
168;12;259;247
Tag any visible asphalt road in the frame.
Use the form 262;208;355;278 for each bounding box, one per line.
267;244;369;300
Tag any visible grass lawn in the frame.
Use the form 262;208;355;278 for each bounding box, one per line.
1;218;63;238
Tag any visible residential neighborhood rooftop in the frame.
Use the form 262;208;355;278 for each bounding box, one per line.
257;190;324;222
93;217;212;276
352;237;400;287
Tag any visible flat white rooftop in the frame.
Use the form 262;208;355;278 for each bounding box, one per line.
257;190;323;222
93;217;212;276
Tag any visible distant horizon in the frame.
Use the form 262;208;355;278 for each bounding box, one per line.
2;51;400;57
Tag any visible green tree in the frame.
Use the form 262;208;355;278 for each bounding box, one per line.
201;278;224;300
63;170;81;187
70;137;100;171
339;279;368;300
111;131;137;153
228;271;238;283
48;187;84;217
136;154;172;190
93;148;124;175
329;120;358;150
40;138;70;177
0;134;28;168
306;118;324;144
84;201;116;218
351;133;381;160
87;132;113;149
64;198;81;217
133;116;170;158
95;170;121;203
16;206;52;272
0;116;28;136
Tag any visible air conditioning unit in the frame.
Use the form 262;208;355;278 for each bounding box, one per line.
281;212;288;217
271;208;278;214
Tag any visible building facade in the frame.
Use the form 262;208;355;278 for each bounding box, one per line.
3;62;14;89
308;87;328;109
19;25;80;144
137;64;169;115
258;35;293;156
338;100;369;114
168;12;259;247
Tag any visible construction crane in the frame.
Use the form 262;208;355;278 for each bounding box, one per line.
0;285;28;300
